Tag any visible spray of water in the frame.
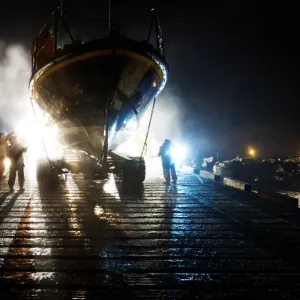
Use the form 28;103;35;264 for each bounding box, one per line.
145;86;185;143
117;86;186;150
0;42;31;131
0;43;61;178
115;86;187;178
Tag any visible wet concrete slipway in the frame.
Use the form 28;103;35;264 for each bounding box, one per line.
1;170;300;299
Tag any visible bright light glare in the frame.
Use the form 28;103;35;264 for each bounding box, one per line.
248;147;256;157
171;144;188;165
4;157;10;170
15;110;62;159
125;119;138;131
13;102;64;177
115;138;141;157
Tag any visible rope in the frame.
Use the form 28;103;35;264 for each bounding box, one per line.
140;97;156;159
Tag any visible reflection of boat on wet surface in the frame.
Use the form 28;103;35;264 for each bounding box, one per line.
1;175;300;298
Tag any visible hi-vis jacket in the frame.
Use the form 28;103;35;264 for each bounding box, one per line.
0;132;14;158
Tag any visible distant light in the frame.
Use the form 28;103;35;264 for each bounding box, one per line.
152;81;157;87
248;147;256;158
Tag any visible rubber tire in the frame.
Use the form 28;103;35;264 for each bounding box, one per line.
122;162;146;186
36;160;59;191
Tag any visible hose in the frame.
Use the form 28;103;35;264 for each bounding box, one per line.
176;170;204;184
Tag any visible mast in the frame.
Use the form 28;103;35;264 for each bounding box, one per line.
108;0;111;33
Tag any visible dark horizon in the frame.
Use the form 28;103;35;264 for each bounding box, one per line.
1;0;299;158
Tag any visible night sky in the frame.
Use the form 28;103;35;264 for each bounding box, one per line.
0;1;299;158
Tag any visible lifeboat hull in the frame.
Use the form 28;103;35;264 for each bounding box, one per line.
30;38;168;159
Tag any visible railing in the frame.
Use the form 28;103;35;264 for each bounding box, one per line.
31;6;165;74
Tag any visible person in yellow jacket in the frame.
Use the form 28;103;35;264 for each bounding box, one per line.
0;131;15;179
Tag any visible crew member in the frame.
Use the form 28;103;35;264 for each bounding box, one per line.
7;136;27;193
158;139;177;184
0;131;15;179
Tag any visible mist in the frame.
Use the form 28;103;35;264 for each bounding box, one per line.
136;85;187;154
0;42;31;133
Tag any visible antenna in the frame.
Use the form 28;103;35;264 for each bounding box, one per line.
60;0;63;17
108;0;111;33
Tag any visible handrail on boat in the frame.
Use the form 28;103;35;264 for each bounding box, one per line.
31;6;165;73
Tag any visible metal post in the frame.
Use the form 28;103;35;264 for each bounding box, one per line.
154;12;164;57
108;0;111;33
140;97;157;159
102;43;116;166
103;93;110;165
59;14;76;43
32;39;38;72
60;0;63;17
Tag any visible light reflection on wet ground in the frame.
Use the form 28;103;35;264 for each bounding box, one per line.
1;173;300;299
